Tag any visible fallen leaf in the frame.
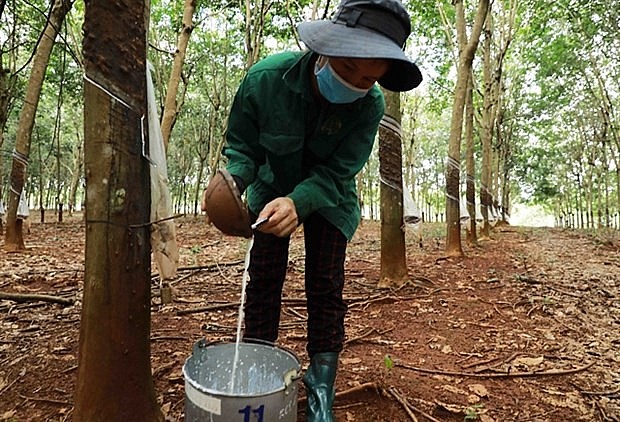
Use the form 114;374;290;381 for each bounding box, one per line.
468;383;489;398
512;356;544;367
161;402;171;414
1;410;16;419
341;357;362;365
441;384;468;396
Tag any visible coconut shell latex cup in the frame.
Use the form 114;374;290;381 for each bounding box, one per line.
203;169;252;238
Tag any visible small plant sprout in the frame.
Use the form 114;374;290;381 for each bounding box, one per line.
383;354;394;371
464;403;484;421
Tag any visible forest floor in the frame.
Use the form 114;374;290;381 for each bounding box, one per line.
0;215;619;422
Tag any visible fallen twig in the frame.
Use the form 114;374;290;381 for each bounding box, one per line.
61;365;78;374
579;385;620;396
396;360;595;378
472;352;519;373
462;354;503;370
176;302;239;316
150;336;187;341
283;307;307;321
0;373;22;397
176;296;309;316
18;394;70;405
176;293;401;316
547;285;584;298
387;386;445;422
527;303;542;317
335;382;379;399
344;328;378;346
158;260;245;277
347;293;427;310
0;291;75;306
167;269;201;286
386;387;419;422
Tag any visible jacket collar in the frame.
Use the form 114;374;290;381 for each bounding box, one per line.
283;51;317;102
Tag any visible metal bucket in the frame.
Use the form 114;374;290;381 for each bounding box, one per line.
183;340;301;421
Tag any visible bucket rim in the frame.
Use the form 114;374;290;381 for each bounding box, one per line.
182;341;301;398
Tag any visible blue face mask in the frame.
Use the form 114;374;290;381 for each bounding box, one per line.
314;59;369;104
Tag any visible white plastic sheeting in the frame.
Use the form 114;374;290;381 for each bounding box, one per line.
489;205;498;227
459;196;470;223
147;63;179;280
17;192;30;218
475;205;483;222
403;183;421;226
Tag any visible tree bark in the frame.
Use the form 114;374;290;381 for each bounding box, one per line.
74;1;162;420
480;16;492;238
4;0;73;251
68;132;84;214
481;0;516;234
379;90;408;288
590;54;620;226
445;0;489;256
464;72;478;243
497;108;512;224
0;47;19;235
243;0;272;69
160;0;196;150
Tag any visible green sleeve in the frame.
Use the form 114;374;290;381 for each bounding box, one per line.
223;75;264;186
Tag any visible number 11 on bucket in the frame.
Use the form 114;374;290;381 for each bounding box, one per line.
239;404;264;422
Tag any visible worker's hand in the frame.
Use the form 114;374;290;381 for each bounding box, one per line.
256;197;298;237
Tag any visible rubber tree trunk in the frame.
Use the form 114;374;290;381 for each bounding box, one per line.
74;1;162;420
464;72;478;243
445;0;489;256
160;0;196;150
4;0;73;251
67;140;84;214
378;90;408;288
0;1;20;235
0;65;18;236
480;10;499;238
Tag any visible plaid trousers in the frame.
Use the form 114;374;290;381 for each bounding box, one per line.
243;212;348;357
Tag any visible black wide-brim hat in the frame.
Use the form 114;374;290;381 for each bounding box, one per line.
297;0;423;92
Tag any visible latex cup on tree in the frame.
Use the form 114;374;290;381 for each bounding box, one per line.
203;169;253;238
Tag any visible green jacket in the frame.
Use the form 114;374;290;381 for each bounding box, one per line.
224;51;385;240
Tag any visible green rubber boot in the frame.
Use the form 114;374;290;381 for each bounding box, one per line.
302;352;339;422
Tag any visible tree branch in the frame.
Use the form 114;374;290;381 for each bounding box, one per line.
0;291;74;306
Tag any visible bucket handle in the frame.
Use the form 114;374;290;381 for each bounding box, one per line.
284;368;301;386
241;337;276;347
244;338;301;362
193;338;212;354
193;338;238;352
